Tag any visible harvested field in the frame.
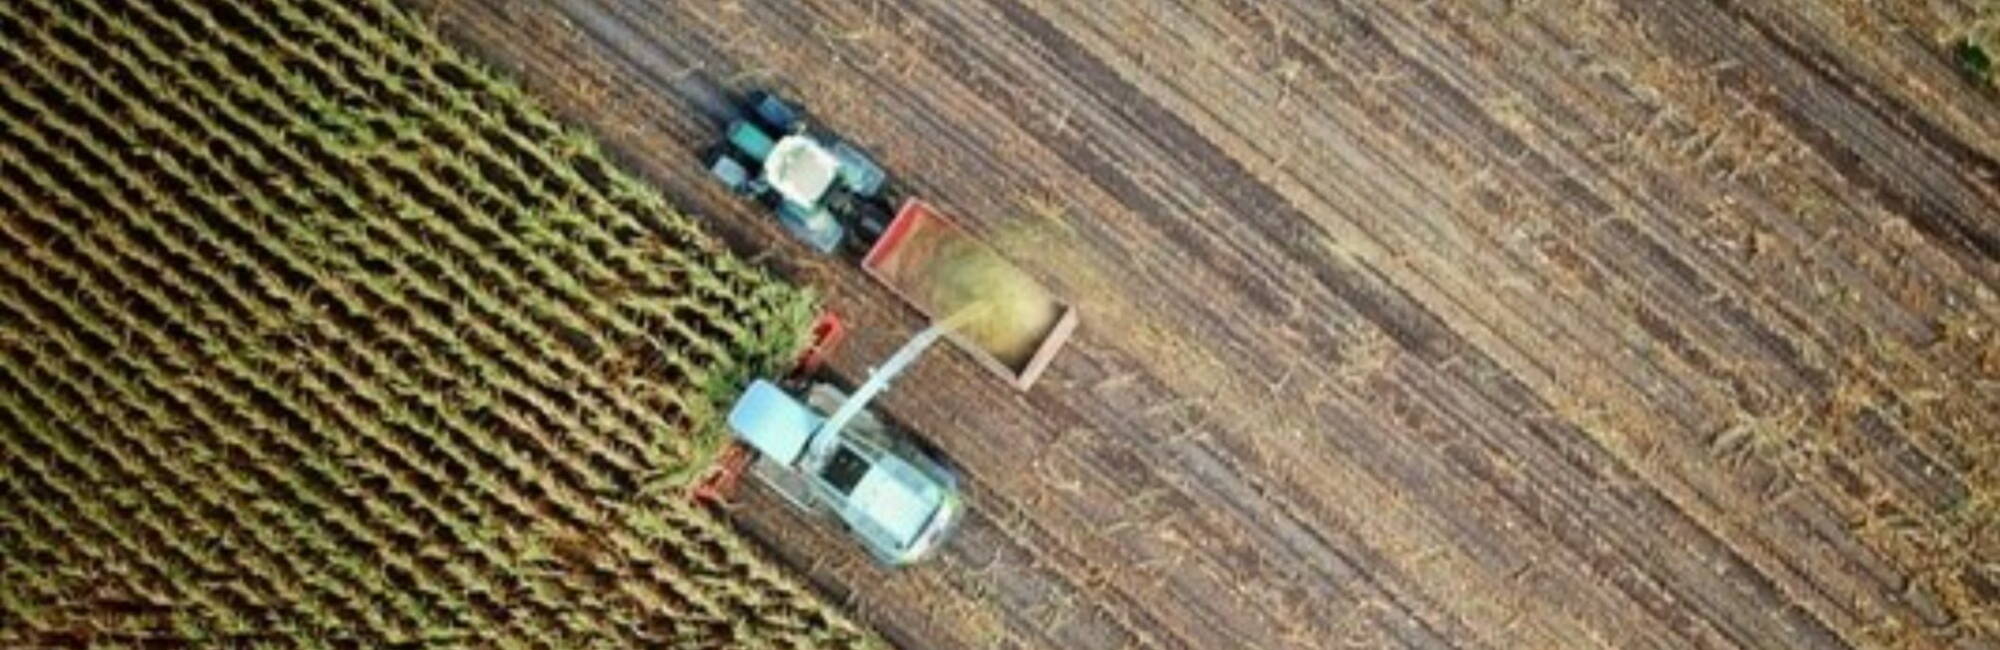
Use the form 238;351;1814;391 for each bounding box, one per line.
408;0;2000;649
0;0;882;647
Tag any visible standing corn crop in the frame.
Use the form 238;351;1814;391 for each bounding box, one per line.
0;0;880;647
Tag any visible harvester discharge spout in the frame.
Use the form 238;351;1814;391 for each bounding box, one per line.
810;307;986;448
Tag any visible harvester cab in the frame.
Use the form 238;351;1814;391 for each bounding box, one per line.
719;314;973;566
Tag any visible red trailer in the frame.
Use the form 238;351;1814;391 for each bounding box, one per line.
862;199;1078;391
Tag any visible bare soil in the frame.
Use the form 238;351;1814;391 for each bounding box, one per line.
406;0;2000;648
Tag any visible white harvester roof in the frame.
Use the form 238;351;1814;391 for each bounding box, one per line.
850;456;942;546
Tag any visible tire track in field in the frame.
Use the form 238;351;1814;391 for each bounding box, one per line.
954;1;1857;647
458;2;1472;644
1681;0;2000;269
414;0;1744;644
405;0;2000;648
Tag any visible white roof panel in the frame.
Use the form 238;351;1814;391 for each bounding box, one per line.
764;136;840;206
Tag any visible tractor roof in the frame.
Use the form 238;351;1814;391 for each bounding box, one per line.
764;135;841;207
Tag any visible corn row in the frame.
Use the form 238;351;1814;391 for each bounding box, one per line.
27;0;659;488
265;0;771;351
191;0;755;386
0;229;432;639
0;0;884;646
154;0;750;486
0;76;579;642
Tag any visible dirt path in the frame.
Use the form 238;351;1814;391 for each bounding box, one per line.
407;0;2000;648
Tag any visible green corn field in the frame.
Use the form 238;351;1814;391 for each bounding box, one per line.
0;0;882;646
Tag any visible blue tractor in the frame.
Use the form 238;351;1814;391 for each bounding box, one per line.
703;91;896;254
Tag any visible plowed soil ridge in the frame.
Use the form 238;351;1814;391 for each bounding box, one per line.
415;1;1996;649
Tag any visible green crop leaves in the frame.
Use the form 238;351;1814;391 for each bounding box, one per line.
1959;6;2000;87
1958;37;1993;83
0;0;877;647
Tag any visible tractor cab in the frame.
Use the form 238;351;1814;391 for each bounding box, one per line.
705;91;892;254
